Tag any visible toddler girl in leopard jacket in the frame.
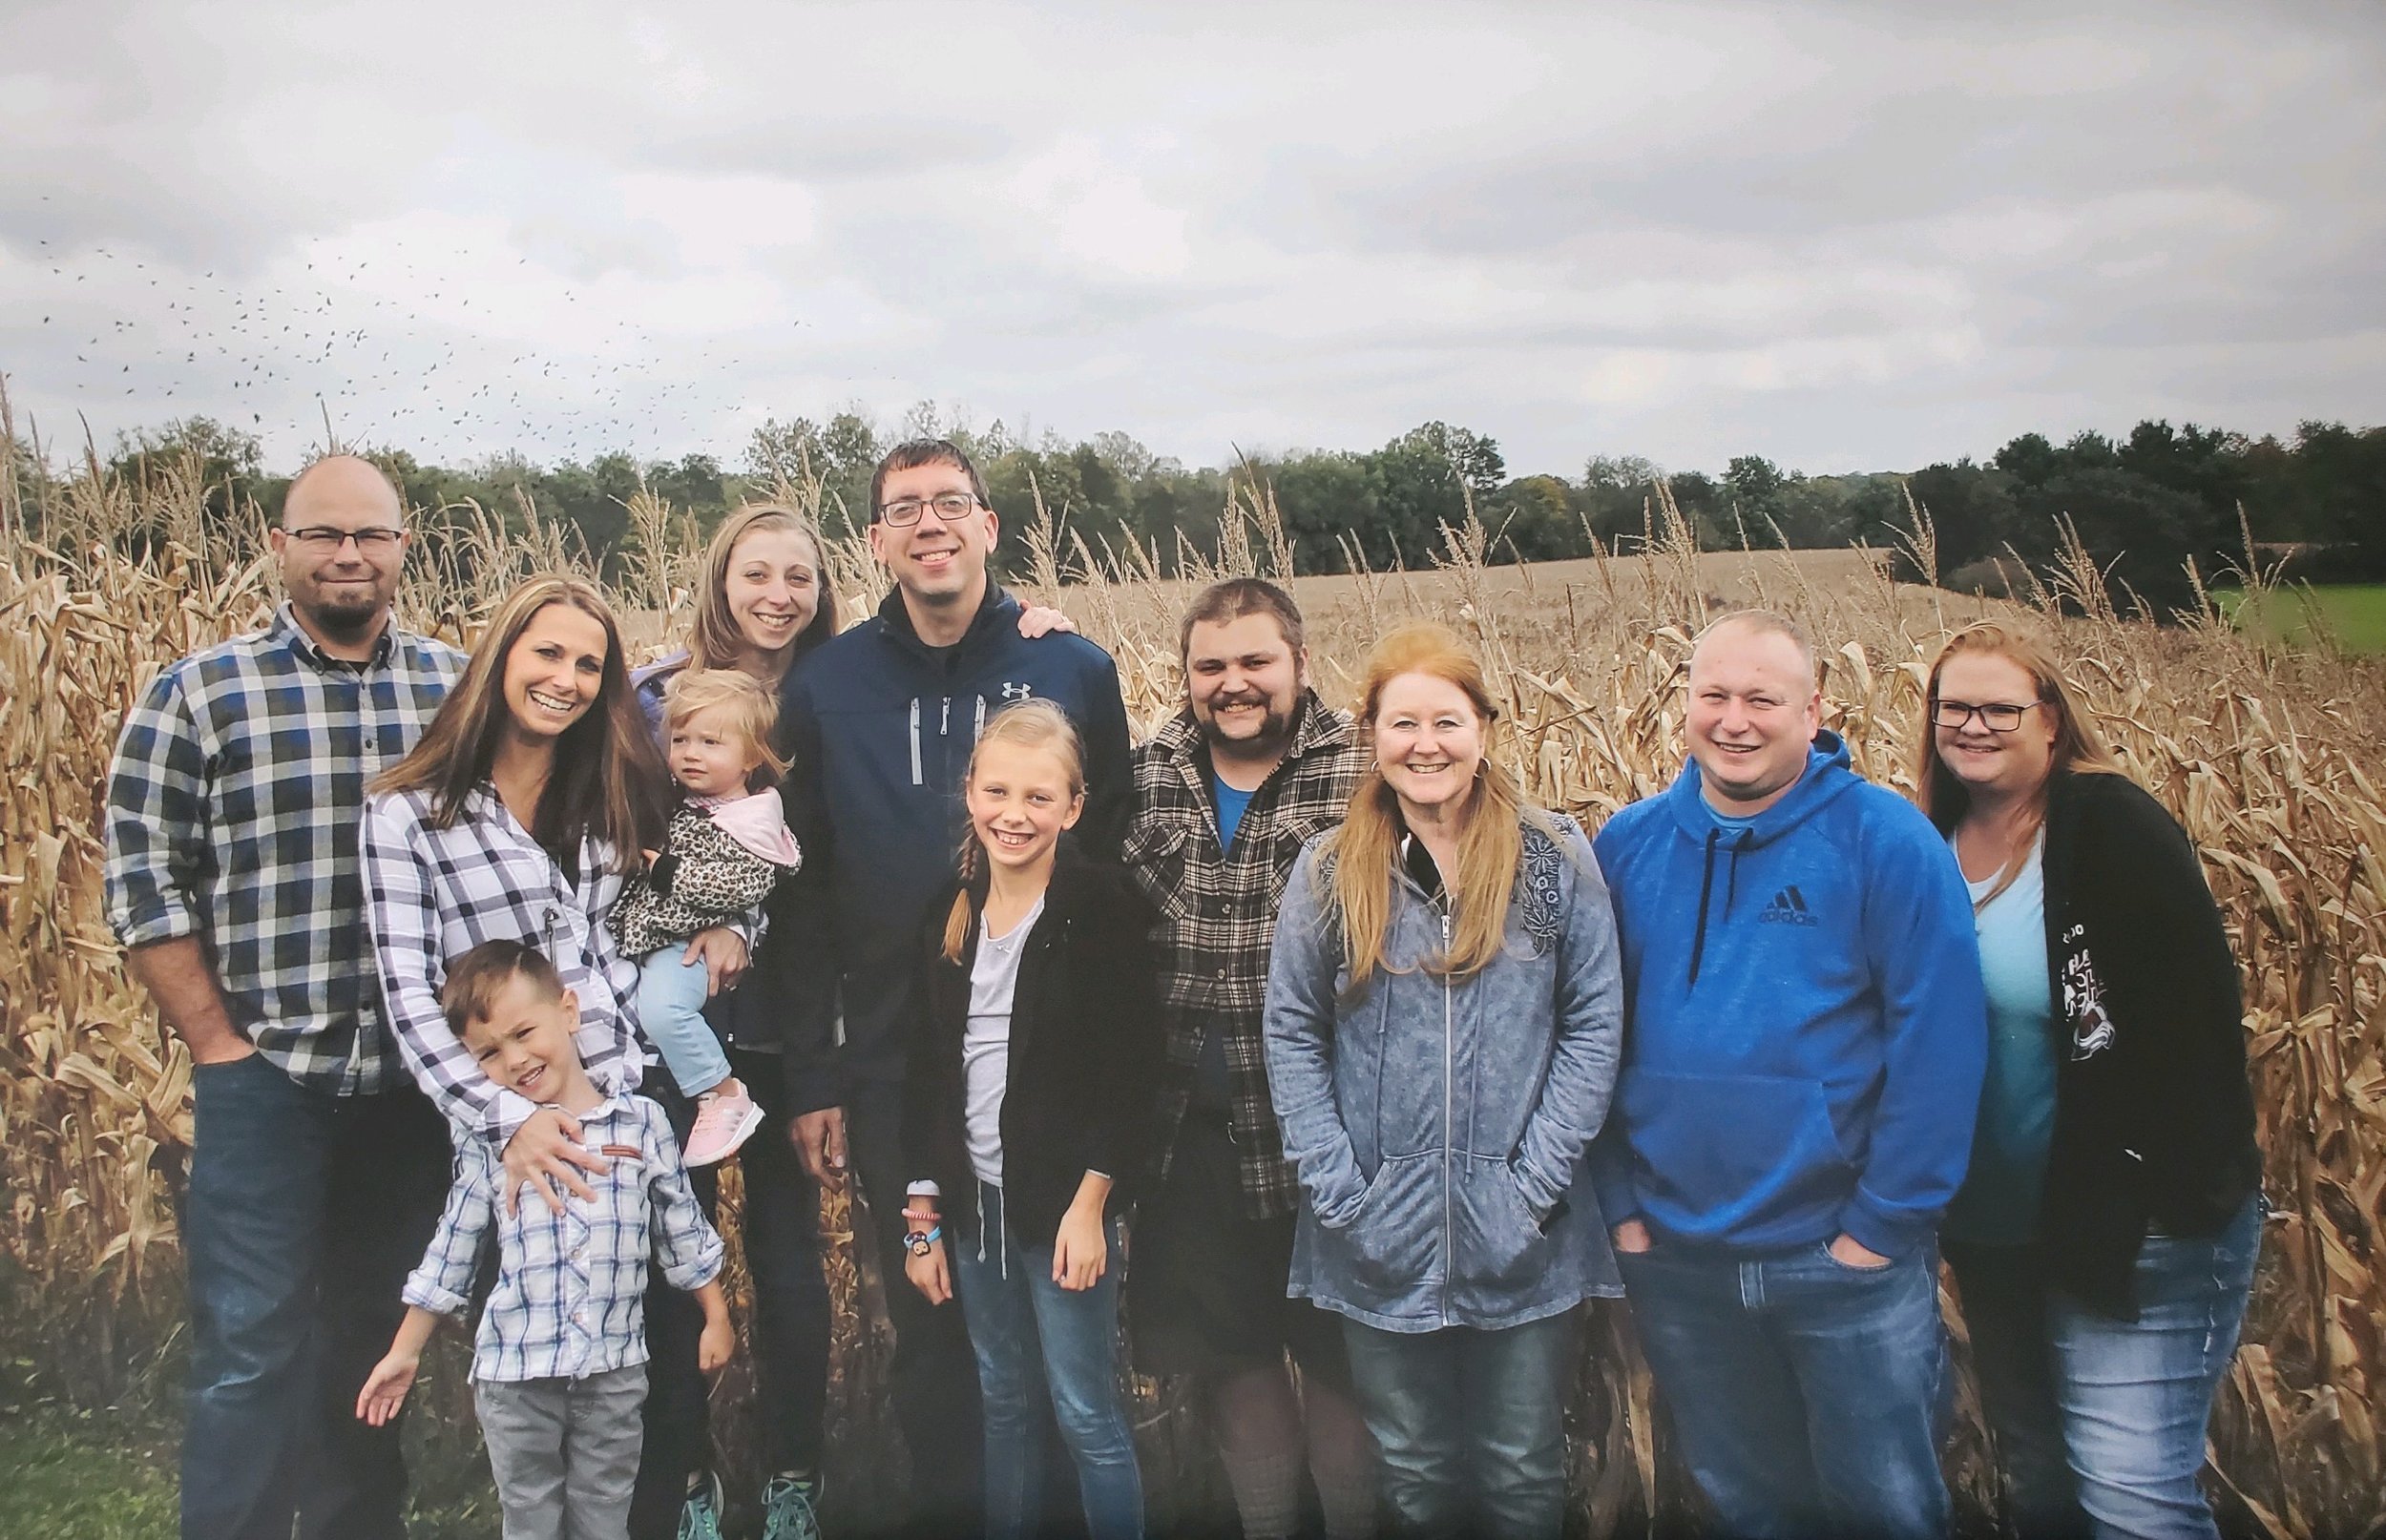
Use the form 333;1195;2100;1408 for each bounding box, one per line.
611;668;803;1165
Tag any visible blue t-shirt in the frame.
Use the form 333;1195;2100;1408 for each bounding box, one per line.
1705;801;1760;834
1213;775;1256;850
1944;835;2057;1246
1190;772;1261;1111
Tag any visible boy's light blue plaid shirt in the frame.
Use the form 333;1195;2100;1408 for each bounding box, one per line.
402;1093;722;1384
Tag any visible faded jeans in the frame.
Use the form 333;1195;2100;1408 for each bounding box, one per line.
1947;1194;2262;1540
1617;1236;1952;1539
952;1180;1144;1540
1340;1308;1580;1540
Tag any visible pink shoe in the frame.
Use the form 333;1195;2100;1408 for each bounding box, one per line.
684;1084;764;1167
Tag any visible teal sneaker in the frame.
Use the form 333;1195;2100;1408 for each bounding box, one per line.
760;1472;823;1540
676;1470;726;1540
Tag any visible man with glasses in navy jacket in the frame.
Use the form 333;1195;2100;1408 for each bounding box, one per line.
762;438;1132;1537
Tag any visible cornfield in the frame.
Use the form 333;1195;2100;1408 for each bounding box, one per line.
4;396;2383;1538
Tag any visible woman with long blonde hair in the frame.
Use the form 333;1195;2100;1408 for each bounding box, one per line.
1918;620;2261;1540
1264;623;1623;1540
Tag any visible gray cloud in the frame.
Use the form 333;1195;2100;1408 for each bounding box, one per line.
0;0;2380;478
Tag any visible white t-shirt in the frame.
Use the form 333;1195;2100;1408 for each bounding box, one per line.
962;894;1044;1187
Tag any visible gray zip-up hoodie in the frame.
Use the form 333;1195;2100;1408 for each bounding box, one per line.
1265;812;1625;1333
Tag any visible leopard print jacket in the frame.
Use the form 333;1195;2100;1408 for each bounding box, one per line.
609;801;800;958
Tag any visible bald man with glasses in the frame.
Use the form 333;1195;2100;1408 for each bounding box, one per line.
105;455;464;1540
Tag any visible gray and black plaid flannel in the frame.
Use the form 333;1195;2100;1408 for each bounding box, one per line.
1123;692;1367;1219
103;605;462;1094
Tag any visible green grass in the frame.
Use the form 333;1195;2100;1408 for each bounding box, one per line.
2218;583;2386;654
0;1407;178;1540
0;1328;495;1540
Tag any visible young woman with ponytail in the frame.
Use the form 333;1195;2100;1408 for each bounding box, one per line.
897;699;1161;1540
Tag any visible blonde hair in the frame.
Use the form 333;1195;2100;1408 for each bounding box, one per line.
1915;619;2125;908
663;668;790;786
689;503;836;672
374;576;665;871
1327;623;1537;989
941;699;1086;964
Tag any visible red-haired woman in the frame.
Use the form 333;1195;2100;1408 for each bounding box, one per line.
1266;622;1624;1540
1918;620;2262;1540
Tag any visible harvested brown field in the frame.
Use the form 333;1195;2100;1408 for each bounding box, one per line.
5;433;2383;1537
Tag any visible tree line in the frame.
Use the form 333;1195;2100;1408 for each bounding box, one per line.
16;403;2385;611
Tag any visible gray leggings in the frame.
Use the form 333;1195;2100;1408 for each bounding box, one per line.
474;1363;649;1540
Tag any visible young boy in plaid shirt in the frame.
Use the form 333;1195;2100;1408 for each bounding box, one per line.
357;939;732;1540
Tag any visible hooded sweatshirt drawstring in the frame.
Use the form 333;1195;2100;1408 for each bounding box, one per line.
1688;828;1720;985
1685;825;1755;986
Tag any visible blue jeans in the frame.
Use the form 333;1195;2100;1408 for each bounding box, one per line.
952;1180;1144;1540
1617;1237;1951;1539
1340;1309;1580;1540
635;947;730;1097
1947;1195;2262;1540
181;1051;450;1540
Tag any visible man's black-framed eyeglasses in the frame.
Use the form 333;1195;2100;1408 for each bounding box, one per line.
877;493;980;527
286;526;405;551
1931;697;2043;733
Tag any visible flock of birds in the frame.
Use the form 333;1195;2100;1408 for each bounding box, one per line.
16;225;811;466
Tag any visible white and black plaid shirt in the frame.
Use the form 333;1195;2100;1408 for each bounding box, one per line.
103;605;463;1094
402;1093;723;1383
363;785;646;1143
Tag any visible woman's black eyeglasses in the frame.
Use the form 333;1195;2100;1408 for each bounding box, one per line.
1931;698;2044;733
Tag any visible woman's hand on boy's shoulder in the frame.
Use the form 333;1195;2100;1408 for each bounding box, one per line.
502;1106;609;1216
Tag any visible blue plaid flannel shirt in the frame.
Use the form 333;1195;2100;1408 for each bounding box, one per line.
103;605;463;1093
402;1093;723;1383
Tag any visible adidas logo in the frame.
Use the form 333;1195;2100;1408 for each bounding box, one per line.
1759;884;1819;926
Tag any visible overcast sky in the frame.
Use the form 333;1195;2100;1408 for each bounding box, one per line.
3;1;2382;480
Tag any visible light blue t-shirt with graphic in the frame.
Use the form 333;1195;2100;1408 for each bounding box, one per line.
1944;834;2057;1246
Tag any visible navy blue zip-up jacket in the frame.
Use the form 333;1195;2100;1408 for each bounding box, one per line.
764;584;1133;1113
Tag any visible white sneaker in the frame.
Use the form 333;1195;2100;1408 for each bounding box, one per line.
684;1084;763;1166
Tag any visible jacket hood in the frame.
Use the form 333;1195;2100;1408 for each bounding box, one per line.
701;787;803;869
1664;728;1861;847
1661;729;1859;987
874;580;1019;669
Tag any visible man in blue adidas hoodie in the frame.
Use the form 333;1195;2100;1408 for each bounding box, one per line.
763;438;1132;1535
1591;610;1985;1539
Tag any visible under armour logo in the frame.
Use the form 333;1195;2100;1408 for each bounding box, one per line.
1000;681;1034;702
1759;884;1818;926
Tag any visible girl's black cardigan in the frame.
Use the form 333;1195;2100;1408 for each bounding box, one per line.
900;851;1162;1247
1938;767;2263;1319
